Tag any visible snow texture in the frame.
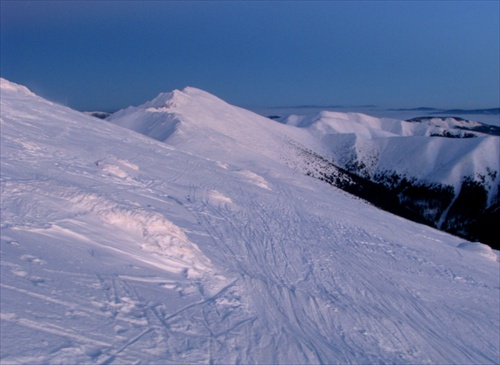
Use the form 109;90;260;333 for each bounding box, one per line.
1;79;499;364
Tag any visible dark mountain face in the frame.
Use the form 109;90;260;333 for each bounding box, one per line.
84;111;112;120
296;144;500;250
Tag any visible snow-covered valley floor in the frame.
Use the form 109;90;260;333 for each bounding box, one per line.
1;79;499;364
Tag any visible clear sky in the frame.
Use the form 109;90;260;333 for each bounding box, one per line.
1;1;499;112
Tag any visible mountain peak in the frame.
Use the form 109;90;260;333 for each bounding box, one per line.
142;87;226;110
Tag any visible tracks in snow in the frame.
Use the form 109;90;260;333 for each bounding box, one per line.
183;169;499;364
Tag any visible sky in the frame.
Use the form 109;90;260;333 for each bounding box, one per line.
1;1;499;112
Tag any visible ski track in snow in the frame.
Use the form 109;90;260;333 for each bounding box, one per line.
1;79;499;364
186;175;499;364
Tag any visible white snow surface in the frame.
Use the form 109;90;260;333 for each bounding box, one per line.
1;79;499;364
107;87;325;169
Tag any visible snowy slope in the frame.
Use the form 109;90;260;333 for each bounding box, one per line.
1;78;499;364
108;87;499;247
280;111;500;246
107;87;324;169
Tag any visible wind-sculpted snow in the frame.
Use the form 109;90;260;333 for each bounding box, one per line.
1;79;499;364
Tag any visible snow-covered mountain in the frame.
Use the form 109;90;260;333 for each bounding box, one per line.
108;88;500;248
107;87;325;168
1;78;499;364
279;111;500;247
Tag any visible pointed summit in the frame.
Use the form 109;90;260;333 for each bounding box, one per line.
139;87;228;110
108;86;321;166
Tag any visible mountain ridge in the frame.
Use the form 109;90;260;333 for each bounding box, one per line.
108;87;499;248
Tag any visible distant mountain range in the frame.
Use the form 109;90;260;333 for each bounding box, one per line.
272;104;377;109
270;106;500;115
406;116;500;136
252;106;500;129
433;108;500;115
278;112;499;247
390;107;500;115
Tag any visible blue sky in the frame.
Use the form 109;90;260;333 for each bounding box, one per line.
1;1;499;112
